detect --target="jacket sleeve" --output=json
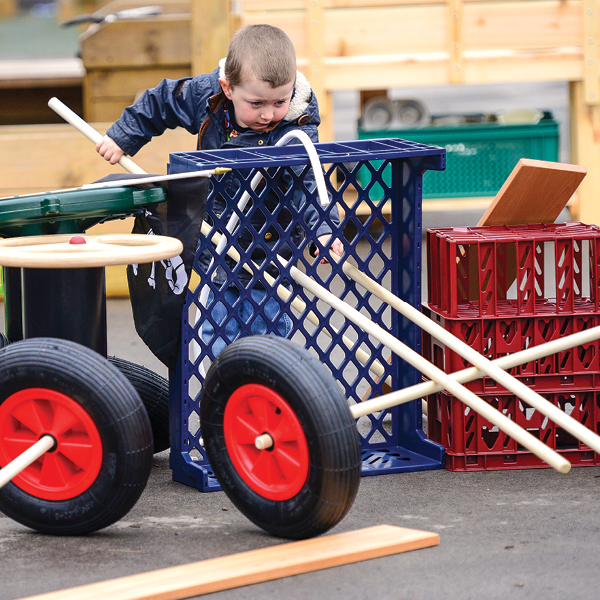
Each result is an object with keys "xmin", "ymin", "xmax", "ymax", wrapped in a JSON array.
[{"xmin": 106, "ymin": 76, "xmax": 207, "ymax": 156}]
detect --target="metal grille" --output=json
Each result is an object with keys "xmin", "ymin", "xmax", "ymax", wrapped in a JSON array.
[{"xmin": 168, "ymin": 139, "xmax": 447, "ymax": 491}]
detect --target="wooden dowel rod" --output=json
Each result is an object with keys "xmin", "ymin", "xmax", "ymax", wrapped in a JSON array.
[
  {"xmin": 0, "ymin": 435, "xmax": 55, "ymax": 490},
  {"xmin": 282, "ymin": 258, "xmax": 570, "ymax": 474},
  {"xmin": 48, "ymin": 97, "xmax": 147, "ymax": 175},
  {"xmin": 340, "ymin": 257, "xmax": 600, "ymax": 454},
  {"xmin": 353, "ymin": 324, "xmax": 600, "ymax": 417},
  {"xmin": 254, "ymin": 433, "xmax": 274, "ymax": 450}
]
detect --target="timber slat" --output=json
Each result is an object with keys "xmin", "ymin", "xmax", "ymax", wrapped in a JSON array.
[{"xmin": 19, "ymin": 525, "xmax": 439, "ymax": 600}]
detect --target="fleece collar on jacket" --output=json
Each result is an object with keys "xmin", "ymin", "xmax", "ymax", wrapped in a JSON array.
[{"xmin": 218, "ymin": 58, "xmax": 311, "ymax": 122}]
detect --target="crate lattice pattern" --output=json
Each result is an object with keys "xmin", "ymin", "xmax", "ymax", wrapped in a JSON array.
[
  {"xmin": 425, "ymin": 222, "xmax": 600, "ymax": 471},
  {"xmin": 167, "ymin": 139, "xmax": 447, "ymax": 491}
]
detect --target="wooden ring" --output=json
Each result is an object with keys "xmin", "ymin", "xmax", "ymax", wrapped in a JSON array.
[{"xmin": 0, "ymin": 233, "xmax": 183, "ymax": 268}]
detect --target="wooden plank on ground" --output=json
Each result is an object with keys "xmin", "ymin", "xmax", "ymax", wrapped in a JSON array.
[
  {"xmin": 477, "ymin": 158, "xmax": 587, "ymax": 226},
  {"xmin": 19, "ymin": 525, "xmax": 439, "ymax": 600}
]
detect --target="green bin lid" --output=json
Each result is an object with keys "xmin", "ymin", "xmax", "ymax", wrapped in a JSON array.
[{"xmin": 0, "ymin": 186, "xmax": 167, "ymax": 237}]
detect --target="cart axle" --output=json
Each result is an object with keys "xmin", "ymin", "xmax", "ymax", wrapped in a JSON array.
[{"xmin": 0, "ymin": 435, "xmax": 55, "ymax": 490}]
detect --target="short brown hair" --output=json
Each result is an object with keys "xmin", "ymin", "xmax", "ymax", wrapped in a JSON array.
[{"xmin": 224, "ymin": 24, "xmax": 296, "ymax": 89}]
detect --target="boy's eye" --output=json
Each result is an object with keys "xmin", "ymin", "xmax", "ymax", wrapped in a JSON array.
[{"xmin": 251, "ymin": 102, "xmax": 262, "ymax": 107}]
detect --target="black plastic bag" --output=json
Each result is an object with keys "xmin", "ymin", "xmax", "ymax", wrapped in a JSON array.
[{"xmin": 96, "ymin": 174, "xmax": 208, "ymax": 370}]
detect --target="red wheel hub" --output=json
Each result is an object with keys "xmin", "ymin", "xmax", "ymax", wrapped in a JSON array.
[
  {"xmin": 0, "ymin": 388, "xmax": 103, "ymax": 500},
  {"xmin": 224, "ymin": 384, "xmax": 309, "ymax": 501}
]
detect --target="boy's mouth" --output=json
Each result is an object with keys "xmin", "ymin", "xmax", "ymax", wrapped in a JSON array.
[{"xmin": 254, "ymin": 120, "xmax": 279, "ymax": 130}]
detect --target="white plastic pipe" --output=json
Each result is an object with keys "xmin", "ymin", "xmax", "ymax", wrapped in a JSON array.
[
  {"xmin": 48, "ymin": 97, "xmax": 147, "ymax": 175},
  {"xmin": 279, "ymin": 256, "xmax": 570, "ymax": 473},
  {"xmin": 0, "ymin": 170, "xmax": 227, "ymax": 202},
  {"xmin": 0, "ymin": 435, "xmax": 55, "ymax": 490},
  {"xmin": 202, "ymin": 129, "xmax": 329, "ymax": 272},
  {"xmin": 338, "ymin": 256, "xmax": 600, "ymax": 455},
  {"xmin": 195, "ymin": 129, "xmax": 331, "ymax": 359}
]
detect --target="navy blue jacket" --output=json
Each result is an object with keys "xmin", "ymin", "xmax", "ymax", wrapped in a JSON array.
[
  {"xmin": 107, "ymin": 65, "xmax": 337, "ymax": 234},
  {"xmin": 107, "ymin": 66, "xmax": 339, "ymax": 284}
]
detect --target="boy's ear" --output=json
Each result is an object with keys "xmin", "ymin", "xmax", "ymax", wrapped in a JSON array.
[{"xmin": 219, "ymin": 78, "xmax": 233, "ymax": 100}]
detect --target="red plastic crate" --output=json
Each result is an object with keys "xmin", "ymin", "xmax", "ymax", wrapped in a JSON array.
[
  {"xmin": 422, "ymin": 304, "xmax": 600, "ymax": 385},
  {"xmin": 426, "ymin": 388, "xmax": 600, "ymax": 471},
  {"xmin": 426, "ymin": 222, "xmax": 600, "ymax": 319}
]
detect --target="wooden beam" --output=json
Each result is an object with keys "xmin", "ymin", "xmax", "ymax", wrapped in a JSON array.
[
  {"xmin": 80, "ymin": 18, "xmax": 191, "ymax": 69},
  {"xmin": 190, "ymin": 0, "xmax": 231, "ymax": 76},
  {"xmin": 570, "ymin": 79, "xmax": 600, "ymax": 225},
  {"xmin": 19, "ymin": 525, "xmax": 439, "ymax": 600},
  {"xmin": 583, "ymin": 0, "xmax": 600, "ymax": 105},
  {"xmin": 0, "ymin": 0, "xmax": 17, "ymax": 17},
  {"xmin": 306, "ymin": 0, "xmax": 332, "ymax": 140},
  {"xmin": 448, "ymin": 0, "xmax": 464, "ymax": 83}
]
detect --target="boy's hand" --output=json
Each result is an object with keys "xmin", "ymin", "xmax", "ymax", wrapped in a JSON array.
[
  {"xmin": 96, "ymin": 135, "xmax": 125, "ymax": 165},
  {"xmin": 315, "ymin": 234, "xmax": 344, "ymax": 264}
]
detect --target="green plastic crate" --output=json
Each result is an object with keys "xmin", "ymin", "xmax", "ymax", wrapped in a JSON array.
[{"xmin": 357, "ymin": 117, "xmax": 559, "ymax": 199}]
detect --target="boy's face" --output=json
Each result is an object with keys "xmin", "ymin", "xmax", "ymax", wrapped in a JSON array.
[{"xmin": 220, "ymin": 77, "xmax": 295, "ymax": 131}]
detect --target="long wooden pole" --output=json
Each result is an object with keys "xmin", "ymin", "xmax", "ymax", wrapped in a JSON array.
[
  {"xmin": 200, "ymin": 222, "xmax": 600, "ymax": 440},
  {"xmin": 352, "ymin": 323, "xmax": 600, "ymax": 417},
  {"xmin": 338, "ymin": 255, "xmax": 600, "ymax": 455},
  {"xmin": 278, "ymin": 258, "xmax": 570, "ymax": 473},
  {"xmin": 48, "ymin": 97, "xmax": 146, "ymax": 175}
]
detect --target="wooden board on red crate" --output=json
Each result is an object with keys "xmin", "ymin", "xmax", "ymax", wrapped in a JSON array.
[
  {"xmin": 468, "ymin": 160, "xmax": 588, "ymax": 301},
  {"xmin": 477, "ymin": 159, "xmax": 587, "ymax": 227}
]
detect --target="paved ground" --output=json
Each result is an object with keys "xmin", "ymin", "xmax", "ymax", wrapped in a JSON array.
[{"xmin": 1, "ymin": 298, "xmax": 600, "ymax": 600}]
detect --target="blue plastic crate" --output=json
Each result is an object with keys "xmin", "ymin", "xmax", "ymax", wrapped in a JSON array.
[{"xmin": 168, "ymin": 138, "xmax": 447, "ymax": 491}]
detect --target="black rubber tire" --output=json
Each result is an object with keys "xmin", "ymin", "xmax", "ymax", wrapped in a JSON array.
[
  {"xmin": 0, "ymin": 338, "xmax": 153, "ymax": 535},
  {"xmin": 108, "ymin": 356, "xmax": 170, "ymax": 453},
  {"xmin": 0, "ymin": 340, "xmax": 170, "ymax": 453},
  {"xmin": 200, "ymin": 335, "xmax": 362, "ymax": 539}
]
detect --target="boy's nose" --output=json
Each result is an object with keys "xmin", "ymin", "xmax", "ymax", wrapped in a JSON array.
[{"xmin": 261, "ymin": 107, "xmax": 274, "ymax": 119}]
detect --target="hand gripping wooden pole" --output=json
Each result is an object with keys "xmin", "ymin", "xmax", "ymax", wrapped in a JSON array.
[
  {"xmin": 48, "ymin": 97, "xmax": 147, "ymax": 175},
  {"xmin": 334, "ymin": 254, "xmax": 600, "ymax": 455}
]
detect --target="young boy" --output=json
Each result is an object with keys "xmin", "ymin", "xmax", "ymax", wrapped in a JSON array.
[{"xmin": 97, "ymin": 24, "xmax": 342, "ymax": 358}]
